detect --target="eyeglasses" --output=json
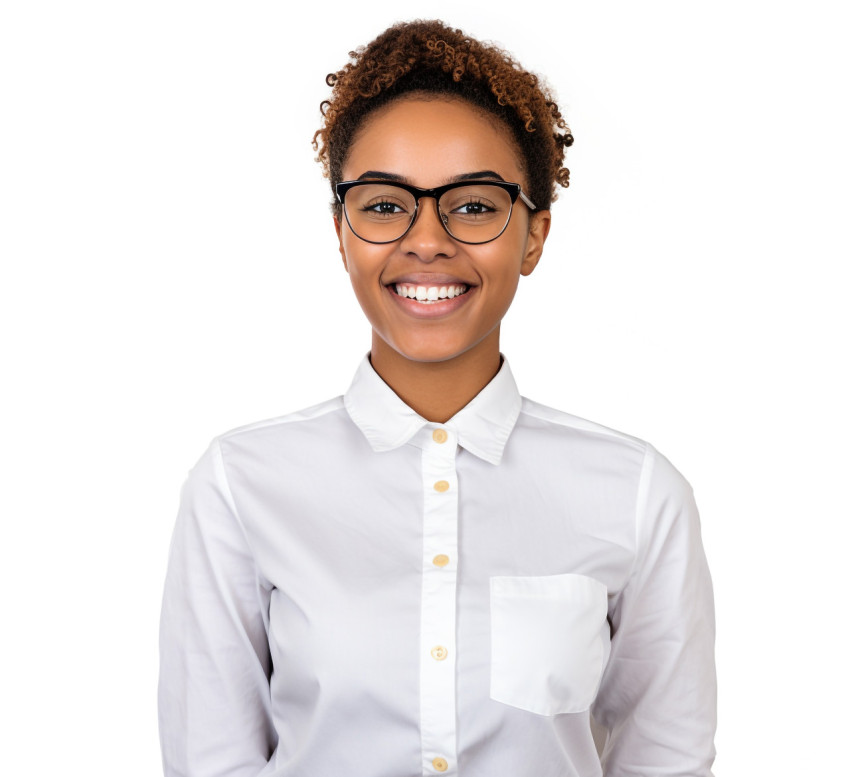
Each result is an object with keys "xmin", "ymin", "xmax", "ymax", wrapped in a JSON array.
[{"xmin": 335, "ymin": 179, "xmax": 537, "ymax": 245}]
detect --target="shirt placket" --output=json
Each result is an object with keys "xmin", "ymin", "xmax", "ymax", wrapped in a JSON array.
[{"xmin": 419, "ymin": 425, "xmax": 459, "ymax": 776}]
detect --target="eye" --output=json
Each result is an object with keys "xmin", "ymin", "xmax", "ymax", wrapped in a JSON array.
[
  {"xmin": 345, "ymin": 183, "xmax": 415, "ymax": 227},
  {"xmin": 358, "ymin": 193, "xmax": 413, "ymax": 222},
  {"xmin": 451, "ymin": 199, "xmax": 495, "ymax": 216},
  {"xmin": 443, "ymin": 193, "xmax": 502, "ymax": 224},
  {"xmin": 363, "ymin": 199, "xmax": 407, "ymax": 215}
]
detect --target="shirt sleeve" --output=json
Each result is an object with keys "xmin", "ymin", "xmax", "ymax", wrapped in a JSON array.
[
  {"xmin": 591, "ymin": 444, "xmax": 717, "ymax": 777},
  {"xmin": 158, "ymin": 439, "xmax": 276, "ymax": 777}
]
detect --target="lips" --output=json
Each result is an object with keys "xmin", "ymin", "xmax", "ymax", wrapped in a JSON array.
[
  {"xmin": 392, "ymin": 283, "xmax": 469, "ymax": 303},
  {"xmin": 384, "ymin": 275, "xmax": 476, "ymax": 318}
]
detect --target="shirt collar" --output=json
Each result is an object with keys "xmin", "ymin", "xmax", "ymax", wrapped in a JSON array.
[{"xmin": 343, "ymin": 354, "xmax": 522, "ymax": 466}]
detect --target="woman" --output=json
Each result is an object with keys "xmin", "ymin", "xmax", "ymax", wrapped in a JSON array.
[{"xmin": 159, "ymin": 19, "xmax": 716, "ymax": 777}]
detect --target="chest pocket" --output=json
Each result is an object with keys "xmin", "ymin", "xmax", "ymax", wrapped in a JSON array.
[{"xmin": 489, "ymin": 573, "xmax": 610, "ymax": 716}]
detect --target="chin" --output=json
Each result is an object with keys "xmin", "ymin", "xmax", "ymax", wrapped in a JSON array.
[{"xmin": 389, "ymin": 337, "xmax": 479, "ymax": 365}]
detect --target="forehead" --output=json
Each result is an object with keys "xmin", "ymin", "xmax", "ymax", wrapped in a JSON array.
[{"xmin": 343, "ymin": 96, "xmax": 526, "ymax": 187}]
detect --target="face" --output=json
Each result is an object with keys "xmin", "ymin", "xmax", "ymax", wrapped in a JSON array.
[{"xmin": 334, "ymin": 96, "xmax": 550, "ymax": 367}]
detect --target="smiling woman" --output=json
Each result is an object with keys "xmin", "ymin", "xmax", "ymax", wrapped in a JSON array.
[
  {"xmin": 333, "ymin": 97, "xmax": 550, "ymax": 417},
  {"xmin": 158, "ymin": 18, "xmax": 717, "ymax": 777}
]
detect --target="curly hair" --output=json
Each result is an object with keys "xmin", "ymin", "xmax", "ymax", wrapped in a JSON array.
[{"xmin": 313, "ymin": 19, "xmax": 573, "ymax": 214}]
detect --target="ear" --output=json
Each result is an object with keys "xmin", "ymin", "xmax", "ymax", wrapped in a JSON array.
[
  {"xmin": 520, "ymin": 210, "xmax": 551, "ymax": 277},
  {"xmin": 333, "ymin": 215, "xmax": 349, "ymax": 273}
]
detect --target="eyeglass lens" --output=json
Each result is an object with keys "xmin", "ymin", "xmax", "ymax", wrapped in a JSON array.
[{"xmin": 343, "ymin": 183, "xmax": 514, "ymax": 244}]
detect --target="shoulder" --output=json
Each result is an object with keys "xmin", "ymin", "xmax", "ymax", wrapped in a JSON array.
[
  {"xmin": 191, "ymin": 396, "xmax": 351, "ymax": 477},
  {"xmin": 206, "ymin": 395, "xmax": 348, "ymax": 457},
  {"xmin": 182, "ymin": 395, "xmax": 351, "ymax": 510},
  {"xmin": 516, "ymin": 396, "xmax": 692, "ymax": 494},
  {"xmin": 517, "ymin": 397, "xmax": 648, "ymax": 474},
  {"xmin": 217, "ymin": 395, "xmax": 347, "ymax": 444},
  {"xmin": 519, "ymin": 396, "xmax": 647, "ymax": 453}
]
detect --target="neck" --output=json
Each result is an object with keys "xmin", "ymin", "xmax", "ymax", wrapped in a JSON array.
[{"xmin": 369, "ymin": 331, "xmax": 502, "ymax": 423}]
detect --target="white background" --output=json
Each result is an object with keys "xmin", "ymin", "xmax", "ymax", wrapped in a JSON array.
[{"xmin": 2, "ymin": 1, "xmax": 848, "ymax": 774}]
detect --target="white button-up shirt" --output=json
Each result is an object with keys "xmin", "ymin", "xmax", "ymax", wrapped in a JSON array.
[{"xmin": 159, "ymin": 356, "xmax": 716, "ymax": 777}]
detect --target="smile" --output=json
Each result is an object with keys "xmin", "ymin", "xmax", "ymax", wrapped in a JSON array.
[{"xmin": 392, "ymin": 283, "xmax": 469, "ymax": 304}]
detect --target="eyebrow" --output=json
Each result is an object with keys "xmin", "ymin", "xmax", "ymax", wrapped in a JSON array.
[
  {"xmin": 355, "ymin": 170, "xmax": 507, "ymax": 184},
  {"xmin": 452, "ymin": 170, "xmax": 506, "ymax": 183},
  {"xmin": 356, "ymin": 171, "xmax": 407, "ymax": 182}
]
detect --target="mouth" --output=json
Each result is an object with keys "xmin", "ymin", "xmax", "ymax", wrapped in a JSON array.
[{"xmin": 390, "ymin": 282, "xmax": 471, "ymax": 304}]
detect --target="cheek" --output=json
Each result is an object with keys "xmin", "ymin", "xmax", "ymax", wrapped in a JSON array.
[
  {"xmin": 341, "ymin": 242, "xmax": 390, "ymax": 308},
  {"xmin": 477, "ymin": 240, "xmax": 527, "ymax": 286},
  {"xmin": 341, "ymin": 233, "xmax": 373, "ymax": 276}
]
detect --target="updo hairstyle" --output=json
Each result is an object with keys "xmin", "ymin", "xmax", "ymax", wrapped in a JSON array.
[{"xmin": 313, "ymin": 19, "xmax": 573, "ymax": 215}]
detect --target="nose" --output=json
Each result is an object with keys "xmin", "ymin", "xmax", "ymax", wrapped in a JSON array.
[{"xmin": 398, "ymin": 196, "xmax": 456, "ymax": 262}]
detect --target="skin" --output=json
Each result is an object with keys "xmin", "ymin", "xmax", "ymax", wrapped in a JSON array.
[{"xmin": 334, "ymin": 96, "xmax": 551, "ymax": 423}]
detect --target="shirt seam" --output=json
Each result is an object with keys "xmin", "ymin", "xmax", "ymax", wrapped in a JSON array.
[
  {"xmin": 627, "ymin": 442, "xmax": 656, "ymax": 590},
  {"xmin": 519, "ymin": 400, "xmax": 647, "ymax": 452},
  {"xmin": 211, "ymin": 438, "xmax": 273, "ymax": 612},
  {"xmin": 217, "ymin": 397, "xmax": 347, "ymax": 442}
]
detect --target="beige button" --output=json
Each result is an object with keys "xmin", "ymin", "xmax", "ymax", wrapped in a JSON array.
[
  {"xmin": 432, "ymin": 757, "xmax": 448, "ymax": 772},
  {"xmin": 433, "ymin": 554, "xmax": 450, "ymax": 568},
  {"xmin": 431, "ymin": 645, "xmax": 448, "ymax": 661},
  {"xmin": 433, "ymin": 480, "xmax": 450, "ymax": 493},
  {"xmin": 432, "ymin": 428, "xmax": 448, "ymax": 444}
]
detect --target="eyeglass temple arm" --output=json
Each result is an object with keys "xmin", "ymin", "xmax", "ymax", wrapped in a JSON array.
[{"xmin": 519, "ymin": 190, "xmax": 538, "ymax": 211}]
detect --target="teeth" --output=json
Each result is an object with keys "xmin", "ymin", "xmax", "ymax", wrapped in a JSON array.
[{"xmin": 393, "ymin": 283, "xmax": 468, "ymax": 303}]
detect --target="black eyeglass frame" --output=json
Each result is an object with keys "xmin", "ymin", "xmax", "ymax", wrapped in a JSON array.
[{"xmin": 334, "ymin": 179, "xmax": 538, "ymax": 245}]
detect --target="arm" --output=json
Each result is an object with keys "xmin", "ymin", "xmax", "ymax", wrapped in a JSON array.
[
  {"xmin": 592, "ymin": 445, "xmax": 716, "ymax": 776},
  {"xmin": 158, "ymin": 440, "xmax": 276, "ymax": 777}
]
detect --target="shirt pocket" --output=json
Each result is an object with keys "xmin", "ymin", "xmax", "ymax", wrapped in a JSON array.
[{"xmin": 489, "ymin": 573, "xmax": 610, "ymax": 716}]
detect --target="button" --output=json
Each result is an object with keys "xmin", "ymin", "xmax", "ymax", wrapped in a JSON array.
[
  {"xmin": 432, "ymin": 757, "xmax": 448, "ymax": 772},
  {"xmin": 433, "ymin": 554, "xmax": 450, "ymax": 568},
  {"xmin": 431, "ymin": 645, "xmax": 448, "ymax": 661},
  {"xmin": 432, "ymin": 428, "xmax": 448, "ymax": 444},
  {"xmin": 433, "ymin": 480, "xmax": 450, "ymax": 492}
]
